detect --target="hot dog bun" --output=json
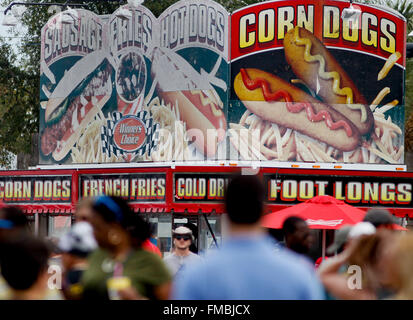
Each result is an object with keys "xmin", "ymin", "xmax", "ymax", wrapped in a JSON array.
[
  {"xmin": 284, "ymin": 26, "xmax": 373, "ymax": 135},
  {"xmin": 156, "ymin": 89, "xmax": 226, "ymax": 157},
  {"xmin": 234, "ymin": 68, "xmax": 360, "ymax": 152}
]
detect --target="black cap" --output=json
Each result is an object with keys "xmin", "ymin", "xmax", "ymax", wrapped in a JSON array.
[{"xmin": 363, "ymin": 208, "xmax": 395, "ymax": 228}]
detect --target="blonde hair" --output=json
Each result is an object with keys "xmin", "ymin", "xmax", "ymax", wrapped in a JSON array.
[
  {"xmin": 392, "ymin": 233, "xmax": 413, "ymax": 299},
  {"xmin": 347, "ymin": 230, "xmax": 395, "ymax": 292}
]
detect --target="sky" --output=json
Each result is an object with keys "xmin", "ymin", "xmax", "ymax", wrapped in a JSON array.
[{"xmin": 0, "ymin": 4, "xmax": 24, "ymax": 53}]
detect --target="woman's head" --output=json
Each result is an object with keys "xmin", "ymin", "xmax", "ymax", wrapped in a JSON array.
[
  {"xmin": 89, "ymin": 195, "xmax": 151, "ymax": 251},
  {"xmin": 347, "ymin": 229, "xmax": 396, "ymax": 290},
  {"xmin": 75, "ymin": 197, "xmax": 94, "ymax": 223},
  {"xmin": 387, "ymin": 233, "xmax": 413, "ymax": 298}
]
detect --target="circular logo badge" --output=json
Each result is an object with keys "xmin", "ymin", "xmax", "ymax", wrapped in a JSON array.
[{"xmin": 113, "ymin": 116, "xmax": 146, "ymax": 152}]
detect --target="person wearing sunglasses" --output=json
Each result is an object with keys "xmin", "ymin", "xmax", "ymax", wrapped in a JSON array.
[{"xmin": 163, "ymin": 226, "xmax": 201, "ymax": 277}]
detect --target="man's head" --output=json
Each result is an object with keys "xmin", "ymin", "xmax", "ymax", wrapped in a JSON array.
[
  {"xmin": 0, "ymin": 235, "xmax": 50, "ymax": 294},
  {"xmin": 173, "ymin": 226, "xmax": 193, "ymax": 251},
  {"xmin": 363, "ymin": 208, "xmax": 395, "ymax": 229},
  {"xmin": 282, "ymin": 216, "xmax": 313, "ymax": 254},
  {"xmin": 225, "ymin": 174, "xmax": 265, "ymax": 226}
]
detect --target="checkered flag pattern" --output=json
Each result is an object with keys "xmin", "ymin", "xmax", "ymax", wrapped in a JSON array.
[{"xmin": 100, "ymin": 111, "xmax": 160, "ymax": 159}]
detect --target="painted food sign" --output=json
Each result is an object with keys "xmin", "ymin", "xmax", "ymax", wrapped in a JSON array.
[
  {"xmin": 229, "ymin": 0, "xmax": 406, "ymax": 164},
  {"xmin": 39, "ymin": 0, "xmax": 406, "ymax": 166},
  {"xmin": 39, "ymin": 0, "xmax": 230, "ymax": 164}
]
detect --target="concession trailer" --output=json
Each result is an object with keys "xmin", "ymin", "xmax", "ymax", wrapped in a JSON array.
[
  {"xmin": 1, "ymin": 165, "xmax": 413, "ymax": 258},
  {"xmin": 6, "ymin": 0, "xmax": 411, "ymax": 258}
]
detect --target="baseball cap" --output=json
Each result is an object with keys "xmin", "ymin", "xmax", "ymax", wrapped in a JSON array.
[
  {"xmin": 348, "ymin": 222, "xmax": 376, "ymax": 239},
  {"xmin": 58, "ymin": 222, "xmax": 97, "ymax": 257},
  {"xmin": 326, "ymin": 225, "xmax": 352, "ymax": 255},
  {"xmin": 363, "ymin": 209, "xmax": 395, "ymax": 228},
  {"xmin": 173, "ymin": 226, "xmax": 192, "ymax": 235}
]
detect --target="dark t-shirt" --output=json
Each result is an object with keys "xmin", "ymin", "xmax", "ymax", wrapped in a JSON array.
[{"xmin": 81, "ymin": 248, "xmax": 171, "ymax": 300}]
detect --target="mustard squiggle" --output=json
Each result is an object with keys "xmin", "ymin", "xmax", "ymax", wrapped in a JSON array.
[{"xmin": 293, "ymin": 27, "xmax": 367, "ymax": 123}]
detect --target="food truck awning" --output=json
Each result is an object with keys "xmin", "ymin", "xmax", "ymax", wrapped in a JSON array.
[
  {"xmin": 0, "ymin": 166, "xmax": 413, "ymax": 218},
  {"xmin": 15, "ymin": 204, "xmax": 75, "ymax": 215}
]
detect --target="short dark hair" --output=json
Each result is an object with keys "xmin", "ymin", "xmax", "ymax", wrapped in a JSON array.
[
  {"xmin": 0, "ymin": 235, "xmax": 49, "ymax": 290},
  {"xmin": 282, "ymin": 216, "xmax": 307, "ymax": 235},
  {"xmin": 225, "ymin": 174, "xmax": 265, "ymax": 224},
  {"xmin": 363, "ymin": 208, "xmax": 395, "ymax": 228},
  {"xmin": 0, "ymin": 206, "xmax": 28, "ymax": 228},
  {"xmin": 92, "ymin": 195, "xmax": 151, "ymax": 248}
]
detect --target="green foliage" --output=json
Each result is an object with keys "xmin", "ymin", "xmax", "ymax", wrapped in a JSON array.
[
  {"xmin": 404, "ymin": 60, "xmax": 412, "ymax": 123},
  {"xmin": 0, "ymin": 40, "xmax": 38, "ymax": 168}
]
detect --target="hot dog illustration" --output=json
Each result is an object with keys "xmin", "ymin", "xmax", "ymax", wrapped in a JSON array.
[
  {"xmin": 234, "ymin": 68, "xmax": 361, "ymax": 152},
  {"xmin": 41, "ymin": 50, "xmax": 113, "ymax": 161},
  {"xmin": 284, "ymin": 26, "xmax": 374, "ymax": 135},
  {"xmin": 151, "ymin": 47, "xmax": 227, "ymax": 157}
]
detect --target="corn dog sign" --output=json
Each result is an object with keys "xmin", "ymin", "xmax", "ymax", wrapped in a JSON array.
[
  {"xmin": 39, "ymin": 0, "xmax": 230, "ymax": 165},
  {"xmin": 0, "ymin": 176, "xmax": 71, "ymax": 204},
  {"xmin": 229, "ymin": 0, "xmax": 406, "ymax": 165}
]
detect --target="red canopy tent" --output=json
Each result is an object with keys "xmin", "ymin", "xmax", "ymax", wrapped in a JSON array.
[{"xmin": 261, "ymin": 195, "xmax": 368, "ymax": 259}]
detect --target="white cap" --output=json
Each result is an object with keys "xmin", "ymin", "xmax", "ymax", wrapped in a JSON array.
[
  {"xmin": 58, "ymin": 222, "xmax": 97, "ymax": 256},
  {"xmin": 173, "ymin": 226, "xmax": 192, "ymax": 235},
  {"xmin": 348, "ymin": 222, "xmax": 376, "ymax": 239}
]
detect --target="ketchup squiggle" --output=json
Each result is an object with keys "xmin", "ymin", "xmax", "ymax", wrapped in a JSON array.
[{"xmin": 240, "ymin": 69, "xmax": 353, "ymax": 137}]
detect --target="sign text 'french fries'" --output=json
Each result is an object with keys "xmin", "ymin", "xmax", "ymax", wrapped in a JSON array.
[{"xmin": 81, "ymin": 174, "xmax": 166, "ymax": 201}]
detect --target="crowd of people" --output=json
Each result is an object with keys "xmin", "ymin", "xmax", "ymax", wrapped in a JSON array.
[{"xmin": 0, "ymin": 174, "xmax": 412, "ymax": 300}]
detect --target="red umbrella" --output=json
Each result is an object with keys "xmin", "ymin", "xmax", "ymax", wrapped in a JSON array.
[
  {"xmin": 262, "ymin": 195, "xmax": 367, "ymax": 259},
  {"xmin": 262, "ymin": 195, "xmax": 366, "ymax": 229}
]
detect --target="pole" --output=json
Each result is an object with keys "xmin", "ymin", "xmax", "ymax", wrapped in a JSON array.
[
  {"xmin": 322, "ymin": 229, "xmax": 326, "ymax": 260},
  {"xmin": 202, "ymin": 213, "xmax": 219, "ymax": 249},
  {"xmin": 34, "ymin": 212, "xmax": 39, "ymax": 236}
]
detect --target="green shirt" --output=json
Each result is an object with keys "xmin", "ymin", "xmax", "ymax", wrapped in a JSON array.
[{"xmin": 81, "ymin": 248, "xmax": 171, "ymax": 300}]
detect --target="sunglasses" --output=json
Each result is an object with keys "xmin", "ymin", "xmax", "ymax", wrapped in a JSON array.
[{"xmin": 174, "ymin": 235, "xmax": 191, "ymax": 241}]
